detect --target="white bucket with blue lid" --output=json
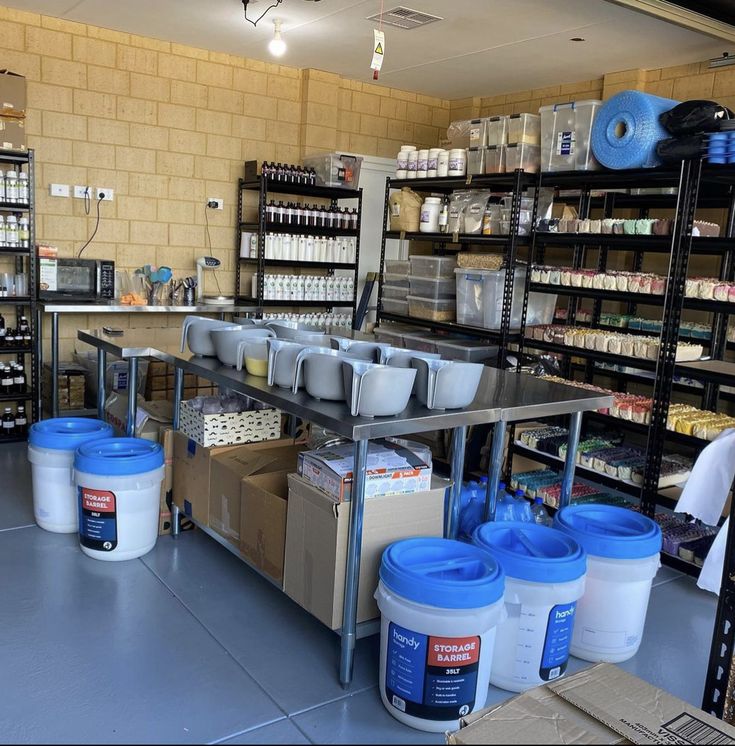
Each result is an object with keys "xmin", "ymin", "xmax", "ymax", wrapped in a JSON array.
[
  {"xmin": 74, "ymin": 437, "xmax": 165, "ymax": 561},
  {"xmin": 472, "ymin": 521, "xmax": 586, "ymax": 692},
  {"xmin": 374, "ymin": 537, "xmax": 505, "ymax": 732},
  {"xmin": 554, "ymin": 505, "xmax": 661, "ymax": 663},
  {"xmin": 28, "ymin": 417, "xmax": 114, "ymax": 533}
]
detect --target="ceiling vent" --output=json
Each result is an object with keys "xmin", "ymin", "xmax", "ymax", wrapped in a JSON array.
[{"xmin": 365, "ymin": 6, "xmax": 443, "ymax": 29}]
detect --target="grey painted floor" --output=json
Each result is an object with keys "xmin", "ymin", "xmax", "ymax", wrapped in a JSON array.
[{"xmin": 0, "ymin": 443, "xmax": 719, "ymax": 744}]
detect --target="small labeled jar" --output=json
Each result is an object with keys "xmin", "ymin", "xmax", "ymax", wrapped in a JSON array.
[{"xmin": 448, "ymin": 148, "xmax": 467, "ymax": 176}]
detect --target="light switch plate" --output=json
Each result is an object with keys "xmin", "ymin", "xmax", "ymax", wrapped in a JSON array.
[{"xmin": 49, "ymin": 183, "xmax": 69, "ymax": 197}]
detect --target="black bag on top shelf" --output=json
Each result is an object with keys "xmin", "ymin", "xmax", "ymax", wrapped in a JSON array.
[
  {"xmin": 655, "ymin": 134, "xmax": 709, "ymax": 163},
  {"xmin": 659, "ymin": 100, "xmax": 733, "ymax": 136}
]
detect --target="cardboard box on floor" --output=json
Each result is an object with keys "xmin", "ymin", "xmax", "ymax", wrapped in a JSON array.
[
  {"xmin": 447, "ymin": 663, "xmax": 735, "ymax": 745},
  {"xmin": 284, "ymin": 473, "xmax": 448, "ymax": 630},
  {"xmin": 158, "ymin": 426, "xmax": 174, "ymax": 536},
  {"xmin": 172, "ymin": 432, "xmax": 243, "ymax": 525},
  {"xmin": 105, "ymin": 392, "xmax": 172, "ymax": 441},
  {"xmin": 208, "ymin": 440, "xmax": 302, "ymax": 545}
]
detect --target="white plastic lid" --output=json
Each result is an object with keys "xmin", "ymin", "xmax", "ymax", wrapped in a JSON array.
[
  {"xmin": 423, "ymin": 197, "xmax": 442, "ymax": 204},
  {"xmin": 449, "ymin": 148, "xmax": 467, "ymax": 156},
  {"xmin": 400, "ymin": 145, "xmax": 417, "ymax": 151}
]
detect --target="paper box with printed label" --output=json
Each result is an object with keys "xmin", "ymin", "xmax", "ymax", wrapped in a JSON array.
[
  {"xmin": 284, "ymin": 473, "xmax": 447, "ymax": 630},
  {"xmin": 297, "ymin": 439, "xmax": 432, "ymax": 502},
  {"xmin": 0, "ymin": 70, "xmax": 26, "ymax": 118},
  {"xmin": 208, "ymin": 439, "xmax": 301, "ymax": 545},
  {"xmin": 239, "ymin": 470, "xmax": 290, "ymax": 586},
  {"xmin": 0, "ymin": 115, "xmax": 26, "ymax": 152},
  {"xmin": 172, "ymin": 432, "xmax": 242, "ymax": 525},
  {"xmin": 447, "ymin": 663, "xmax": 735, "ymax": 744}
]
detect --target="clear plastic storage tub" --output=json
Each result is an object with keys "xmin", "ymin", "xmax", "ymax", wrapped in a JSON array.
[
  {"xmin": 486, "ymin": 116, "xmax": 509, "ymax": 146},
  {"xmin": 435, "ymin": 339, "xmax": 499, "ymax": 362},
  {"xmin": 407, "ymin": 295, "xmax": 455, "ymax": 322},
  {"xmin": 526, "ymin": 291, "xmax": 558, "ymax": 326},
  {"xmin": 408, "ymin": 276, "xmax": 456, "ymax": 299},
  {"xmin": 302, "ymin": 153, "xmax": 363, "ymax": 188},
  {"xmin": 409, "ymin": 255, "xmax": 457, "ymax": 279},
  {"xmin": 484, "ymin": 145, "xmax": 506, "ymax": 174},
  {"xmin": 469, "ymin": 118, "xmax": 488, "ymax": 147},
  {"xmin": 455, "ymin": 266, "xmax": 527, "ymax": 330},
  {"xmin": 402, "ymin": 333, "xmax": 445, "ymax": 353},
  {"xmin": 381, "ymin": 298, "xmax": 408, "ymax": 315},
  {"xmin": 382, "ymin": 284, "xmax": 407, "ymax": 300},
  {"xmin": 505, "ymin": 142, "xmax": 541, "ymax": 173},
  {"xmin": 507, "ymin": 113, "xmax": 540, "ymax": 145},
  {"xmin": 539, "ymin": 100, "xmax": 602, "ymax": 172},
  {"xmin": 384, "ymin": 272, "xmax": 409, "ymax": 287},
  {"xmin": 385, "ymin": 259, "xmax": 410, "ymax": 274},
  {"xmin": 467, "ymin": 146, "xmax": 486, "ymax": 175},
  {"xmin": 374, "ymin": 326, "xmax": 407, "ymax": 347}
]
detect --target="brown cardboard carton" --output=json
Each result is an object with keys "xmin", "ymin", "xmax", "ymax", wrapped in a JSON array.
[
  {"xmin": 239, "ymin": 470, "xmax": 290, "ymax": 585},
  {"xmin": 0, "ymin": 70, "xmax": 26, "ymax": 117},
  {"xmin": 158, "ymin": 426, "xmax": 174, "ymax": 535},
  {"xmin": 209, "ymin": 440, "xmax": 301, "ymax": 544},
  {"xmin": 0, "ymin": 115, "xmax": 26, "ymax": 151},
  {"xmin": 447, "ymin": 663, "xmax": 735, "ymax": 745},
  {"xmin": 172, "ymin": 432, "xmax": 242, "ymax": 525},
  {"xmin": 284, "ymin": 473, "xmax": 447, "ymax": 630}
]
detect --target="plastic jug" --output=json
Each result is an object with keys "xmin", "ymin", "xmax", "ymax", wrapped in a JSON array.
[
  {"xmin": 458, "ymin": 480, "xmax": 483, "ymax": 538},
  {"xmin": 495, "ymin": 482, "xmax": 519, "ymax": 522},
  {"xmin": 531, "ymin": 497, "xmax": 553, "ymax": 526},
  {"xmin": 513, "ymin": 489, "xmax": 533, "ymax": 522}
]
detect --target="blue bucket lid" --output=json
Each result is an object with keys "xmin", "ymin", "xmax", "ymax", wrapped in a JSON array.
[
  {"xmin": 29, "ymin": 417, "xmax": 114, "ymax": 451},
  {"xmin": 472, "ymin": 522, "xmax": 586, "ymax": 583},
  {"xmin": 554, "ymin": 505, "xmax": 661, "ymax": 560},
  {"xmin": 380, "ymin": 537, "xmax": 504, "ymax": 609},
  {"xmin": 75, "ymin": 437, "xmax": 164, "ymax": 476}
]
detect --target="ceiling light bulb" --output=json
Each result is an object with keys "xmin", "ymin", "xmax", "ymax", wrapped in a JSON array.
[{"xmin": 269, "ymin": 19, "xmax": 286, "ymax": 57}]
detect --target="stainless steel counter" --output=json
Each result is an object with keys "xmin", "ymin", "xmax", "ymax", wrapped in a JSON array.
[{"xmin": 76, "ymin": 326, "xmax": 612, "ymax": 688}]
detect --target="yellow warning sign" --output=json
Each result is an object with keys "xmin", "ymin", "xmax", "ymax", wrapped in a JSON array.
[
  {"xmin": 371, "ymin": 29, "xmax": 385, "ymax": 72},
  {"xmin": 375, "ymin": 42, "xmax": 383, "ymax": 55}
]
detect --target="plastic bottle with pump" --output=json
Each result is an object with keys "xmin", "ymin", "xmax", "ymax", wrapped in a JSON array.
[{"xmin": 531, "ymin": 497, "xmax": 553, "ymax": 526}]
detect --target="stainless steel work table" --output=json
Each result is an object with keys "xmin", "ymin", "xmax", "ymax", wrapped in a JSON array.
[
  {"xmin": 77, "ymin": 327, "xmax": 612, "ymax": 687},
  {"xmin": 38, "ymin": 303, "xmax": 257, "ymax": 418}
]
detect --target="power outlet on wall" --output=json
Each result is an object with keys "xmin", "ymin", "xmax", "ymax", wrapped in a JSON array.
[
  {"xmin": 73, "ymin": 185, "xmax": 92, "ymax": 199},
  {"xmin": 207, "ymin": 198, "xmax": 224, "ymax": 210},
  {"xmin": 96, "ymin": 188, "xmax": 113, "ymax": 201}
]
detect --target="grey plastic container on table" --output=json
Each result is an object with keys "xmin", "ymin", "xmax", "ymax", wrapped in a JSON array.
[{"xmin": 434, "ymin": 339, "xmax": 500, "ymax": 362}]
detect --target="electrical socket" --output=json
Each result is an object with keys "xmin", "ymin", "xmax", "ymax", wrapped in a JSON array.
[
  {"xmin": 207, "ymin": 198, "xmax": 224, "ymax": 210},
  {"xmin": 73, "ymin": 185, "xmax": 91, "ymax": 199},
  {"xmin": 49, "ymin": 184, "xmax": 69, "ymax": 198},
  {"xmin": 96, "ymin": 187, "xmax": 113, "ymax": 201}
]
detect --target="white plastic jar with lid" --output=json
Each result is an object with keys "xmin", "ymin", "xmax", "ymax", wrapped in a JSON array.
[
  {"xmin": 419, "ymin": 196, "xmax": 442, "ymax": 233},
  {"xmin": 5, "ymin": 215, "xmax": 18, "ymax": 245},
  {"xmin": 437, "ymin": 150, "xmax": 450, "ymax": 177},
  {"xmin": 448, "ymin": 149, "xmax": 467, "ymax": 176},
  {"xmin": 417, "ymin": 149, "xmax": 429, "ymax": 178},
  {"xmin": 5, "ymin": 170, "xmax": 18, "ymax": 202},
  {"xmin": 396, "ymin": 145, "xmax": 416, "ymax": 179},
  {"xmin": 18, "ymin": 172, "xmax": 29, "ymax": 203},
  {"xmin": 406, "ymin": 149, "xmax": 418, "ymax": 178},
  {"xmin": 428, "ymin": 148, "xmax": 442, "ymax": 178}
]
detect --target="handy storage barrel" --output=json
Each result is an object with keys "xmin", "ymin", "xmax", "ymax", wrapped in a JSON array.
[
  {"xmin": 375, "ymin": 538, "xmax": 505, "ymax": 733},
  {"xmin": 28, "ymin": 418, "xmax": 114, "ymax": 533},
  {"xmin": 554, "ymin": 505, "xmax": 661, "ymax": 662},
  {"xmin": 473, "ymin": 522, "xmax": 586, "ymax": 692},
  {"xmin": 74, "ymin": 437, "xmax": 165, "ymax": 562}
]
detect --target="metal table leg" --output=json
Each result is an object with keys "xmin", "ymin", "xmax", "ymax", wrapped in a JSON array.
[
  {"xmin": 171, "ymin": 366, "xmax": 184, "ymax": 538},
  {"xmin": 560, "ymin": 411, "xmax": 582, "ymax": 509},
  {"xmin": 51, "ymin": 312, "xmax": 59, "ymax": 418},
  {"xmin": 339, "ymin": 437, "xmax": 369, "ymax": 688},
  {"xmin": 446, "ymin": 425, "xmax": 468, "ymax": 539},
  {"xmin": 96, "ymin": 348, "xmax": 106, "ymax": 419},
  {"xmin": 125, "ymin": 356, "xmax": 139, "ymax": 437},
  {"xmin": 484, "ymin": 420, "xmax": 506, "ymax": 522}
]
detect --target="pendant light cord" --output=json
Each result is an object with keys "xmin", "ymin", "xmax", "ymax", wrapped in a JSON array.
[{"xmin": 242, "ymin": 0, "xmax": 282, "ymax": 27}]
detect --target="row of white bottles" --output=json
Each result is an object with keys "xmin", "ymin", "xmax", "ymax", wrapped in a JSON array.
[
  {"xmin": 254, "ymin": 273, "xmax": 355, "ymax": 302},
  {"xmin": 259, "ymin": 234, "xmax": 357, "ymax": 264},
  {"xmin": 261, "ymin": 312, "xmax": 353, "ymax": 330}
]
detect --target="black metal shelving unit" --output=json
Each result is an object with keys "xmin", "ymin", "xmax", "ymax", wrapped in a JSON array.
[
  {"xmin": 376, "ymin": 170, "xmax": 537, "ymax": 367},
  {"xmin": 0, "ymin": 149, "xmax": 37, "ymax": 442},
  {"xmin": 236, "ymin": 177, "xmax": 362, "ymax": 328}
]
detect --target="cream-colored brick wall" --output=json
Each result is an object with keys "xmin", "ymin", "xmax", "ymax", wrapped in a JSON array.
[{"xmin": 0, "ymin": 5, "xmax": 451, "ymax": 359}]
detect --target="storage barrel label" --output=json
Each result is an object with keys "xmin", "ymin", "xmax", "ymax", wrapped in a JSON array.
[
  {"xmin": 539, "ymin": 602, "xmax": 576, "ymax": 681},
  {"xmin": 385, "ymin": 622, "xmax": 480, "ymax": 721},
  {"xmin": 78, "ymin": 487, "xmax": 118, "ymax": 552},
  {"xmin": 556, "ymin": 131, "xmax": 575, "ymax": 156}
]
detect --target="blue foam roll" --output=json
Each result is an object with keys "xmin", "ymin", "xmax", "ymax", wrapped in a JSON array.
[{"xmin": 591, "ymin": 90, "xmax": 679, "ymax": 169}]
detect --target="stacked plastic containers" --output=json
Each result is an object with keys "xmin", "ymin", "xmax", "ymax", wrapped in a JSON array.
[
  {"xmin": 381, "ymin": 258, "xmax": 411, "ymax": 317},
  {"xmin": 473, "ymin": 522, "xmax": 586, "ymax": 692},
  {"xmin": 407, "ymin": 255, "xmax": 457, "ymax": 323},
  {"xmin": 455, "ymin": 264, "xmax": 527, "ymax": 330},
  {"xmin": 539, "ymin": 100, "xmax": 602, "ymax": 172},
  {"xmin": 465, "ymin": 114, "xmax": 541, "ymax": 175},
  {"xmin": 375, "ymin": 538, "xmax": 506, "ymax": 732},
  {"xmin": 554, "ymin": 504, "xmax": 661, "ymax": 662}
]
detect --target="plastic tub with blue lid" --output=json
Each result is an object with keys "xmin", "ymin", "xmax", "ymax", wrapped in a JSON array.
[
  {"xmin": 472, "ymin": 521, "xmax": 586, "ymax": 692},
  {"xmin": 554, "ymin": 504, "xmax": 661, "ymax": 663},
  {"xmin": 28, "ymin": 417, "xmax": 114, "ymax": 533},
  {"xmin": 74, "ymin": 437, "xmax": 165, "ymax": 562},
  {"xmin": 375, "ymin": 537, "xmax": 505, "ymax": 732}
]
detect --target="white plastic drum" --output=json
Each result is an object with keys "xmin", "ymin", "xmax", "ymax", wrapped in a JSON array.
[
  {"xmin": 27, "ymin": 417, "xmax": 114, "ymax": 533},
  {"xmin": 473, "ymin": 522, "xmax": 586, "ymax": 692},
  {"xmin": 554, "ymin": 504, "xmax": 662, "ymax": 663},
  {"xmin": 375, "ymin": 538, "xmax": 505, "ymax": 733},
  {"xmin": 74, "ymin": 437, "xmax": 165, "ymax": 562}
]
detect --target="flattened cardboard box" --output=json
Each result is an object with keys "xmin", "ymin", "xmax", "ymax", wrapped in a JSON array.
[
  {"xmin": 447, "ymin": 663, "xmax": 735, "ymax": 745},
  {"xmin": 208, "ymin": 439, "xmax": 301, "ymax": 544},
  {"xmin": 284, "ymin": 473, "xmax": 447, "ymax": 630}
]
